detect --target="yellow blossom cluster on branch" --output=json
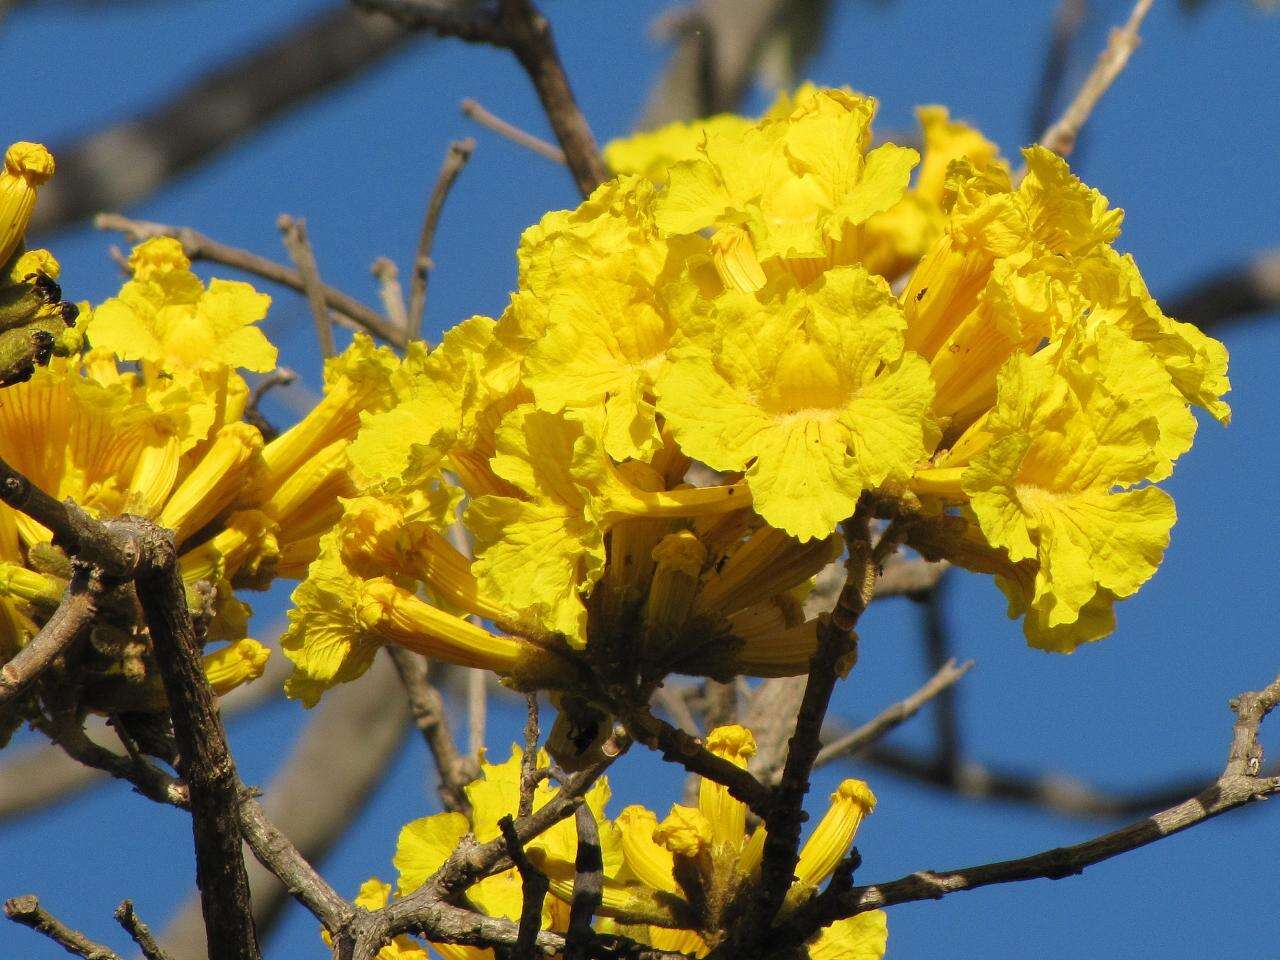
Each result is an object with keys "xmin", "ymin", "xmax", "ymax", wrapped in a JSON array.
[
  {"xmin": 350, "ymin": 727, "xmax": 887, "ymax": 959},
  {"xmin": 281, "ymin": 84, "xmax": 1229, "ymax": 714},
  {"xmin": 0, "ymin": 180, "xmax": 395, "ymax": 735}
]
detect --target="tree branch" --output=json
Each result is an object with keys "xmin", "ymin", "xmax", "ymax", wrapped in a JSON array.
[
  {"xmin": 128, "ymin": 519, "xmax": 260, "ymax": 960},
  {"xmin": 385, "ymin": 647, "xmax": 475, "ymax": 814},
  {"xmin": 405, "ymin": 138, "xmax": 475, "ymax": 342},
  {"xmin": 498, "ymin": 814, "xmax": 549, "ymax": 960},
  {"xmin": 565, "ymin": 804, "xmax": 603, "ymax": 960},
  {"xmin": 461, "ymin": 97, "xmax": 566, "ymax": 165},
  {"xmin": 4, "ymin": 895, "xmax": 122, "ymax": 960},
  {"xmin": 31, "ymin": 6, "xmax": 411, "ymax": 232},
  {"xmin": 277, "ymin": 215, "xmax": 337, "ymax": 358},
  {"xmin": 114, "ymin": 901, "xmax": 173, "ymax": 960},
  {"xmin": 0, "ymin": 563, "xmax": 102, "ymax": 708},
  {"xmin": 623, "ymin": 706, "xmax": 773, "ymax": 819},
  {"xmin": 94, "ymin": 213, "xmax": 402, "ymax": 345},
  {"xmin": 777, "ymin": 671, "xmax": 1280, "ymax": 947},
  {"xmin": 1164, "ymin": 248, "xmax": 1280, "ymax": 329},
  {"xmin": 814, "ymin": 659, "xmax": 975, "ymax": 769},
  {"xmin": 1028, "ymin": 0, "xmax": 1090, "ymax": 143},
  {"xmin": 1039, "ymin": 0, "xmax": 1155, "ymax": 156},
  {"xmin": 351, "ymin": 0, "xmax": 607, "ymax": 197}
]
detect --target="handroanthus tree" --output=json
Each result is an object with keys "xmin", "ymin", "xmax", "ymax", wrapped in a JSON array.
[{"xmin": 0, "ymin": 2, "xmax": 1276, "ymax": 960}]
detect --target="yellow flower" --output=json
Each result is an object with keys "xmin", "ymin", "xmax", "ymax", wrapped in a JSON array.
[
  {"xmin": 605, "ymin": 114, "xmax": 756, "ymax": 183},
  {"xmin": 468, "ymin": 406, "xmax": 746, "ymax": 645},
  {"xmin": 393, "ymin": 745, "xmax": 618, "ymax": 958},
  {"xmin": 279, "ymin": 533, "xmax": 555, "ymax": 706},
  {"xmin": 321, "ymin": 879, "xmax": 429, "ymax": 960},
  {"xmin": 656, "ymin": 266, "xmax": 933, "ymax": 541},
  {"xmin": 654, "ymin": 88, "xmax": 918, "ymax": 292},
  {"xmin": 611, "ymin": 725, "xmax": 886, "ymax": 957},
  {"xmin": 89, "ymin": 238, "xmax": 277, "ymax": 377},
  {"xmin": 202, "ymin": 638, "xmax": 271, "ymax": 697},
  {"xmin": 0, "ymin": 142, "xmax": 55, "ymax": 265}
]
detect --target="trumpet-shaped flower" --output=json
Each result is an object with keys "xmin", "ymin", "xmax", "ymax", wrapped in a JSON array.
[
  {"xmin": 656, "ymin": 266, "xmax": 933, "ymax": 541},
  {"xmin": 0, "ymin": 142, "xmax": 55, "ymax": 265},
  {"xmin": 89, "ymin": 238, "xmax": 276, "ymax": 377}
]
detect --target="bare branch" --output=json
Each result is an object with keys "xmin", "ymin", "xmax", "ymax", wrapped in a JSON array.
[
  {"xmin": 920, "ymin": 586, "xmax": 961, "ymax": 778},
  {"xmin": 406, "ymin": 138, "xmax": 475, "ymax": 342},
  {"xmin": 518, "ymin": 693, "xmax": 541, "ymax": 819},
  {"xmin": 565, "ymin": 804, "xmax": 603, "ymax": 960},
  {"xmin": 1029, "ymin": 0, "xmax": 1090, "ymax": 142},
  {"xmin": 352, "ymin": 0, "xmax": 607, "ymax": 197},
  {"xmin": 1039, "ymin": 0, "xmax": 1156, "ymax": 156},
  {"xmin": 750, "ymin": 509, "xmax": 876, "ymax": 936},
  {"xmin": 814, "ymin": 660, "xmax": 975, "ymax": 769},
  {"xmin": 1164, "ymin": 248, "xmax": 1280, "ymax": 329},
  {"xmin": 114, "ymin": 901, "xmax": 173, "ymax": 960},
  {"xmin": 468, "ymin": 667, "xmax": 487, "ymax": 759},
  {"xmin": 498, "ymin": 814, "xmax": 550, "ymax": 960},
  {"xmin": 0, "ymin": 564, "xmax": 102, "ymax": 708},
  {"xmin": 95, "ymin": 213, "xmax": 401, "ymax": 345},
  {"xmin": 385, "ymin": 647, "xmax": 475, "ymax": 814},
  {"xmin": 128, "ymin": 519, "xmax": 260, "ymax": 960},
  {"xmin": 370, "ymin": 257, "xmax": 408, "ymax": 333},
  {"xmin": 32, "ymin": 6, "xmax": 409, "ymax": 232},
  {"xmin": 162, "ymin": 655, "xmax": 406, "ymax": 955},
  {"xmin": 4, "ymin": 895, "xmax": 122, "ymax": 960},
  {"xmin": 774, "ymin": 672, "xmax": 1280, "ymax": 948},
  {"xmin": 461, "ymin": 98, "xmax": 567, "ymax": 165},
  {"xmin": 624, "ymin": 706, "xmax": 773, "ymax": 819},
  {"xmin": 277, "ymin": 215, "xmax": 337, "ymax": 358}
]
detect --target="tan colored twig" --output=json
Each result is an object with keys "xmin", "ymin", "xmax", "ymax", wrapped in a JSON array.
[
  {"xmin": 352, "ymin": 0, "xmax": 607, "ymax": 197},
  {"xmin": 815, "ymin": 659, "xmax": 975, "ymax": 769},
  {"xmin": 114, "ymin": 901, "xmax": 172, "ymax": 960},
  {"xmin": 1039, "ymin": 0, "xmax": 1156, "ymax": 156},
  {"xmin": 385, "ymin": 647, "xmax": 476, "ymax": 814},
  {"xmin": 95, "ymin": 213, "xmax": 400, "ymax": 345},
  {"xmin": 0, "ymin": 564, "xmax": 102, "ymax": 708},
  {"xmin": 407, "ymin": 139, "xmax": 475, "ymax": 342},
  {"xmin": 277, "ymin": 214, "xmax": 336, "ymax": 358},
  {"xmin": 1029, "ymin": 0, "xmax": 1090, "ymax": 141},
  {"xmin": 4, "ymin": 895, "xmax": 122, "ymax": 960},
  {"xmin": 461, "ymin": 98, "xmax": 566, "ymax": 165},
  {"xmin": 371, "ymin": 257, "xmax": 409, "ymax": 333}
]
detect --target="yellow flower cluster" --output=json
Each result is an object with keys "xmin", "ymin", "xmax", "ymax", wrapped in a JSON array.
[
  {"xmin": 280, "ymin": 84, "xmax": 1229, "ymax": 709},
  {"xmin": 354, "ymin": 727, "xmax": 886, "ymax": 958},
  {"xmin": 0, "ymin": 223, "xmax": 385, "ymax": 730}
]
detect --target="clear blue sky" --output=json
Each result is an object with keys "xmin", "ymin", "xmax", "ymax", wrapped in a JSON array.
[{"xmin": 2, "ymin": 1, "xmax": 1278, "ymax": 958}]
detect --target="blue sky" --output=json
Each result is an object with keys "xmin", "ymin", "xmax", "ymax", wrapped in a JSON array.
[{"xmin": 2, "ymin": 1, "xmax": 1278, "ymax": 958}]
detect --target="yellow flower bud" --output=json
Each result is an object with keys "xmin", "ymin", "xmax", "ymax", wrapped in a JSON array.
[
  {"xmin": 0, "ymin": 142, "xmax": 55, "ymax": 265},
  {"xmin": 643, "ymin": 530, "xmax": 706, "ymax": 655},
  {"xmin": 654, "ymin": 805, "xmax": 713, "ymax": 859},
  {"xmin": 793, "ymin": 778, "xmax": 877, "ymax": 891},
  {"xmin": 202, "ymin": 638, "xmax": 271, "ymax": 697},
  {"xmin": 617, "ymin": 805, "xmax": 681, "ymax": 897},
  {"xmin": 699, "ymin": 724, "xmax": 756, "ymax": 851}
]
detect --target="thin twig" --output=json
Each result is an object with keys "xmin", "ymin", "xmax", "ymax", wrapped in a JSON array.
[
  {"xmin": 775, "ymin": 672, "xmax": 1280, "ymax": 947},
  {"xmin": 519, "ymin": 693, "xmax": 541, "ymax": 819},
  {"xmin": 4, "ymin": 895, "xmax": 122, "ymax": 960},
  {"xmin": 1029, "ymin": 0, "xmax": 1090, "ymax": 142},
  {"xmin": 0, "ymin": 564, "xmax": 102, "ymax": 708},
  {"xmin": 277, "ymin": 214, "xmax": 336, "ymax": 358},
  {"xmin": 461, "ymin": 98, "xmax": 566, "ymax": 164},
  {"xmin": 920, "ymin": 585, "xmax": 961, "ymax": 779},
  {"xmin": 498, "ymin": 814, "xmax": 550, "ymax": 960},
  {"xmin": 468, "ymin": 668, "xmax": 487, "ymax": 759},
  {"xmin": 565, "ymin": 805, "xmax": 603, "ymax": 960},
  {"xmin": 406, "ymin": 138, "xmax": 475, "ymax": 341},
  {"xmin": 370, "ymin": 257, "xmax": 409, "ymax": 334},
  {"xmin": 751, "ymin": 508, "xmax": 876, "ymax": 942},
  {"xmin": 352, "ymin": 0, "xmax": 607, "ymax": 197},
  {"xmin": 386, "ymin": 648, "xmax": 476, "ymax": 813},
  {"xmin": 1165, "ymin": 247, "xmax": 1280, "ymax": 329},
  {"xmin": 1039, "ymin": 0, "xmax": 1156, "ymax": 156},
  {"xmin": 114, "ymin": 901, "xmax": 173, "ymax": 960},
  {"xmin": 94, "ymin": 214, "xmax": 400, "ymax": 345},
  {"xmin": 815, "ymin": 659, "xmax": 975, "ymax": 768},
  {"xmin": 624, "ymin": 707, "xmax": 773, "ymax": 819}
]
